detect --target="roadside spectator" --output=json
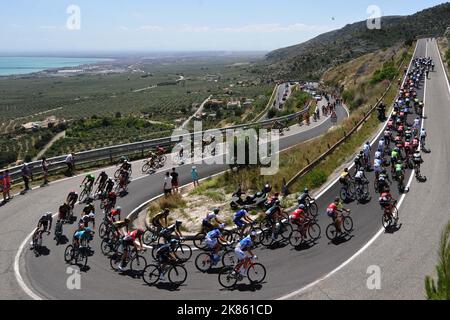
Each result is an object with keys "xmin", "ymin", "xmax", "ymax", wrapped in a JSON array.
[
  {"xmin": 163, "ymin": 171, "xmax": 172, "ymax": 196},
  {"xmin": 65, "ymin": 153, "xmax": 75, "ymax": 176},
  {"xmin": 191, "ymin": 166, "xmax": 199, "ymax": 187},
  {"xmin": 0, "ymin": 171, "xmax": 5, "ymax": 203},
  {"xmin": 3, "ymin": 170, "xmax": 11, "ymax": 201},
  {"xmin": 21, "ymin": 163, "xmax": 33, "ymax": 192},
  {"xmin": 41, "ymin": 157, "xmax": 50, "ymax": 186},
  {"xmin": 170, "ymin": 167, "xmax": 179, "ymax": 193}
]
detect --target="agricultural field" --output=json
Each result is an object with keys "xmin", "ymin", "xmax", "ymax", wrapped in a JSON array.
[{"xmin": 0, "ymin": 54, "xmax": 272, "ymax": 166}]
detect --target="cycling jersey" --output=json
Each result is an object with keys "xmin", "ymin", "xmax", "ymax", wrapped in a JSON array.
[
  {"xmin": 206, "ymin": 229, "xmax": 222, "ymax": 240},
  {"xmin": 327, "ymin": 203, "xmax": 338, "ymax": 218},
  {"xmin": 290, "ymin": 209, "xmax": 305, "ymax": 222},
  {"xmin": 156, "ymin": 244, "xmax": 172, "ymax": 256},
  {"xmin": 391, "ymin": 150, "xmax": 399, "ymax": 159},
  {"xmin": 203, "ymin": 212, "xmax": 217, "ymax": 222},
  {"xmin": 237, "ymin": 236, "xmax": 253, "ymax": 251},
  {"xmin": 124, "ymin": 230, "xmax": 139, "ymax": 242},
  {"xmin": 39, "ymin": 214, "xmax": 52, "ymax": 223},
  {"xmin": 83, "ymin": 204, "xmax": 95, "ymax": 215},
  {"xmin": 363, "ymin": 144, "xmax": 371, "ymax": 156},
  {"xmin": 234, "ymin": 209, "xmax": 247, "ymax": 221},
  {"xmin": 355, "ymin": 170, "xmax": 364, "ymax": 180},
  {"xmin": 395, "ymin": 164, "xmax": 403, "ymax": 173},
  {"xmin": 266, "ymin": 205, "xmax": 281, "ymax": 217},
  {"xmin": 297, "ymin": 193, "xmax": 309, "ymax": 204},
  {"xmin": 375, "ymin": 151, "xmax": 382, "ymax": 159}
]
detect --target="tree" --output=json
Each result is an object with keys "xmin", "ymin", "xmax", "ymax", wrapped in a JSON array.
[{"xmin": 425, "ymin": 221, "xmax": 450, "ymax": 300}]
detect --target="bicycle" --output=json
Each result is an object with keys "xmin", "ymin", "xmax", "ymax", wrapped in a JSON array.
[
  {"xmin": 288, "ymin": 217, "xmax": 321, "ymax": 247},
  {"xmin": 31, "ymin": 228, "xmax": 47, "ymax": 251},
  {"xmin": 194, "ymin": 244, "xmax": 236, "ymax": 273},
  {"xmin": 325, "ymin": 211, "xmax": 354, "ymax": 241},
  {"xmin": 54, "ymin": 220, "xmax": 64, "ymax": 245},
  {"xmin": 193, "ymin": 229, "xmax": 235, "ymax": 251},
  {"xmin": 218, "ymin": 256, "xmax": 266, "ymax": 289},
  {"xmin": 151, "ymin": 238, "xmax": 193, "ymax": 262},
  {"xmin": 100, "ymin": 234, "xmax": 120, "ymax": 256},
  {"xmin": 304, "ymin": 198, "xmax": 319, "ymax": 218},
  {"xmin": 339, "ymin": 181, "xmax": 355, "ymax": 201},
  {"xmin": 78, "ymin": 183, "xmax": 93, "ymax": 203},
  {"xmin": 354, "ymin": 179, "xmax": 370, "ymax": 203},
  {"xmin": 64, "ymin": 243, "xmax": 89, "ymax": 267},
  {"xmin": 142, "ymin": 260, "xmax": 187, "ymax": 286},
  {"xmin": 110, "ymin": 247, "xmax": 147, "ymax": 275},
  {"xmin": 381, "ymin": 200, "xmax": 399, "ymax": 230},
  {"xmin": 259, "ymin": 221, "xmax": 293, "ymax": 247},
  {"xmin": 142, "ymin": 225, "xmax": 161, "ymax": 246}
]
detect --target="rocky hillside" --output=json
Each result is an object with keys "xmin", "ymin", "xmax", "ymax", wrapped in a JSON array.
[{"xmin": 263, "ymin": 2, "xmax": 450, "ymax": 80}]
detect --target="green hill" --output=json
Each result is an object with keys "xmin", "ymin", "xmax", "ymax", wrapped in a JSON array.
[{"xmin": 263, "ymin": 2, "xmax": 450, "ymax": 80}]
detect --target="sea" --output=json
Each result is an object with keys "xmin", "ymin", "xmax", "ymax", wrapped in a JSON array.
[{"xmin": 0, "ymin": 57, "xmax": 112, "ymax": 76}]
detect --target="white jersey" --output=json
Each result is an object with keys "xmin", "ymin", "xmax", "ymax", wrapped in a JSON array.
[
  {"xmin": 204, "ymin": 212, "xmax": 217, "ymax": 222},
  {"xmin": 374, "ymin": 158, "xmax": 383, "ymax": 168},
  {"xmin": 420, "ymin": 130, "xmax": 427, "ymax": 138},
  {"xmin": 375, "ymin": 151, "xmax": 382, "ymax": 159},
  {"xmin": 413, "ymin": 119, "xmax": 420, "ymax": 128},
  {"xmin": 363, "ymin": 144, "xmax": 371, "ymax": 156},
  {"xmin": 355, "ymin": 170, "xmax": 364, "ymax": 179}
]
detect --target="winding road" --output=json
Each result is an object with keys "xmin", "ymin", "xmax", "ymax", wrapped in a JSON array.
[{"xmin": 3, "ymin": 39, "xmax": 446, "ymax": 300}]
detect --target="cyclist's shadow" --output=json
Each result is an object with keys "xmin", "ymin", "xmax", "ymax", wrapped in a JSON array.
[
  {"xmin": 32, "ymin": 246, "xmax": 50, "ymax": 257},
  {"xmin": 292, "ymin": 240, "xmax": 318, "ymax": 252},
  {"xmin": 55, "ymin": 235, "xmax": 69, "ymax": 246},
  {"xmin": 153, "ymin": 282, "xmax": 184, "ymax": 292},
  {"xmin": 329, "ymin": 234, "xmax": 354, "ymax": 246},
  {"xmin": 264, "ymin": 240, "xmax": 289, "ymax": 251},
  {"xmin": 221, "ymin": 283, "xmax": 264, "ymax": 293},
  {"xmin": 384, "ymin": 223, "xmax": 402, "ymax": 234}
]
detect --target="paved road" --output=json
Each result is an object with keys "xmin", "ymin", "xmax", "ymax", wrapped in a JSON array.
[
  {"xmin": 288, "ymin": 38, "xmax": 450, "ymax": 300},
  {"xmin": 11, "ymin": 38, "xmax": 432, "ymax": 299},
  {"xmin": 2, "ymin": 100, "xmax": 347, "ymax": 300}
]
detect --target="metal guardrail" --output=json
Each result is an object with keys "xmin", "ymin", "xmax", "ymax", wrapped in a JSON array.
[
  {"xmin": 284, "ymin": 45, "xmax": 413, "ymax": 190},
  {"xmin": 5, "ymin": 103, "xmax": 311, "ymax": 187}
]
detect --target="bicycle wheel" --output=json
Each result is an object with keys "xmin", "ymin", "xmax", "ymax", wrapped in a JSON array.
[
  {"xmin": 223, "ymin": 231, "xmax": 235, "ymax": 243},
  {"xmin": 142, "ymin": 265, "xmax": 160, "ymax": 286},
  {"xmin": 143, "ymin": 230, "xmax": 156, "ymax": 246},
  {"xmin": 308, "ymin": 223, "xmax": 321, "ymax": 241},
  {"xmin": 114, "ymin": 169, "xmax": 121, "ymax": 179},
  {"xmin": 280, "ymin": 223, "xmax": 293, "ymax": 240},
  {"xmin": 247, "ymin": 263, "xmax": 266, "ymax": 285},
  {"xmin": 218, "ymin": 267, "xmax": 238, "ymax": 289},
  {"xmin": 307, "ymin": 202, "xmax": 319, "ymax": 218},
  {"xmin": 142, "ymin": 163, "xmax": 151, "ymax": 173},
  {"xmin": 168, "ymin": 265, "xmax": 188, "ymax": 286},
  {"xmin": 195, "ymin": 253, "xmax": 213, "ymax": 272},
  {"xmin": 343, "ymin": 216, "xmax": 354, "ymax": 233},
  {"xmin": 159, "ymin": 156, "xmax": 167, "ymax": 166},
  {"xmin": 339, "ymin": 188, "xmax": 348, "ymax": 201},
  {"xmin": 391, "ymin": 206, "xmax": 399, "ymax": 221},
  {"xmin": 75, "ymin": 249, "xmax": 88, "ymax": 267},
  {"xmin": 325, "ymin": 224, "xmax": 338, "ymax": 241},
  {"xmin": 64, "ymin": 245, "xmax": 74, "ymax": 263},
  {"xmin": 193, "ymin": 233, "xmax": 207, "ymax": 250},
  {"xmin": 221, "ymin": 250, "xmax": 236, "ymax": 267},
  {"xmin": 348, "ymin": 182, "xmax": 356, "ymax": 196},
  {"xmin": 79, "ymin": 189, "xmax": 87, "ymax": 203},
  {"xmin": 289, "ymin": 230, "xmax": 304, "ymax": 247},
  {"xmin": 259, "ymin": 230, "xmax": 274, "ymax": 248},
  {"xmin": 176, "ymin": 244, "xmax": 192, "ymax": 261},
  {"xmin": 109, "ymin": 253, "xmax": 122, "ymax": 270},
  {"xmin": 98, "ymin": 222, "xmax": 108, "ymax": 239},
  {"xmin": 100, "ymin": 239, "xmax": 113, "ymax": 255},
  {"xmin": 130, "ymin": 255, "xmax": 147, "ymax": 274},
  {"xmin": 382, "ymin": 213, "xmax": 393, "ymax": 229}
]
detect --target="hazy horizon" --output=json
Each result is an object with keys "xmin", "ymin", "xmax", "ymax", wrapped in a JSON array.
[{"xmin": 0, "ymin": 0, "xmax": 446, "ymax": 53}]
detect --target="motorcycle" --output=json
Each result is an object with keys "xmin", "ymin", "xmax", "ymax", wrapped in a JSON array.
[{"xmin": 230, "ymin": 185, "xmax": 272, "ymax": 210}]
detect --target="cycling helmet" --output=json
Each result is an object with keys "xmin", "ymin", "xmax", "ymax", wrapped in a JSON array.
[
  {"xmin": 116, "ymin": 206, "xmax": 122, "ymax": 213},
  {"xmin": 334, "ymin": 197, "xmax": 340, "ymax": 204},
  {"xmin": 163, "ymin": 208, "xmax": 170, "ymax": 214},
  {"xmin": 45, "ymin": 212, "xmax": 52, "ymax": 217},
  {"xmin": 344, "ymin": 168, "xmax": 349, "ymax": 173},
  {"xmin": 170, "ymin": 239, "xmax": 179, "ymax": 246},
  {"xmin": 218, "ymin": 223, "xmax": 225, "ymax": 230},
  {"xmin": 101, "ymin": 171, "xmax": 106, "ymax": 174},
  {"xmin": 108, "ymin": 177, "xmax": 113, "ymax": 182},
  {"xmin": 124, "ymin": 218, "xmax": 131, "ymax": 223},
  {"xmin": 213, "ymin": 208, "xmax": 220, "ymax": 214},
  {"xmin": 298, "ymin": 204, "xmax": 306, "ymax": 210},
  {"xmin": 275, "ymin": 200, "xmax": 281, "ymax": 206},
  {"xmin": 85, "ymin": 227, "xmax": 93, "ymax": 233},
  {"xmin": 175, "ymin": 220, "xmax": 183, "ymax": 225},
  {"xmin": 303, "ymin": 188, "xmax": 309, "ymax": 193},
  {"xmin": 250, "ymin": 231, "xmax": 257, "ymax": 237}
]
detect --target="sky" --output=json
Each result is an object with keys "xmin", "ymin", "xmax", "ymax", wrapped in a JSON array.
[{"xmin": 0, "ymin": 0, "xmax": 446, "ymax": 53}]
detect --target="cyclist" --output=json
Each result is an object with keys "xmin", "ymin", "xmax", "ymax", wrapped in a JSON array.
[
  {"xmin": 82, "ymin": 197, "xmax": 95, "ymax": 216},
  {"xmin": 118, "ymin": 228, "xmax": 145, "ymax": 271},
  {"xmin": 363, "ymin": 142, "xmax": 371, "ymax": 168},
  {"xmin": 80, "ymin": 211, "xmax": 95, "ymax": 230},
  {"xmin": 147, "ymin": 150, "xmax": 158, "ymax": 168},
  {"xmin": 339, "ymin": 168, "xmax": 351, "ymax": 187},
  {"xmin": 73, "ymin": 226, "xmax": 94, "ymax": 248},
  {"xmin": 265, "ymin": 192, "xmax": 280, "ymax": 208},
  {"xmin": 37, "ymin": 212, "xmax": 53, "ymax": 234},
  {"xmin": 160, "ymin": 220, "xmax": 184, "ymax": 243},
  {"xmin": 105, "ymin": 178, "xmax": 115, "ymax": 194},
  {"xmin": 58, "ymin": 202, "xmax": 71, "ymax": 222},
  {"xmin": 233, "ymin": 206, "xmax": 254, "ymax": 237},
  {"xmin": 289, "ymin": 205, "xmax": 308, "ymax": 238},
  {"xmin": 81, "ymin": 174, "xmax": 95, "ymax": 193},
  {"xmin": 384, "ymin": 128, "xmax": 392, "ymax": 146},
  {"xmin": 265, "ymin": 200, "xmax": 283, "ymax": 240},
  {"xmin": 107, "ymin": 206, "xmax": 122, "ymax": 224},
  {"xmin": 378, "ymin": 170, "xmax": 392, "ymax": 193},
  {"xmin": 326, "ymin": 198, "xmax": 350, "ymax": 234},
  {"xmin": 233, "ymin": 231, "xmax": 258, "ymax": 277},
  {"xmin": 205, "ymin": 224, "xmax": 229, "ymax": 265},
  {"xmin": 202, "ymin": 208, "xmax": 223, "ymax": 233},
  {"xmin": 373, "ymin": 154, "xmax": 383, "ymax": 181},
  {"xmin": 394, "ymin": 160, "xmax": 404, "ymax": 182},
  {"xmin": 104, "ymin": 191, "xmax": 117, "ymax": 212},
  {"xmin": 95, "ymin": 171, "xmax": 108, "ymax": 194},
  {"xmin": 297, "ymin": 188, "xmax": 313, "ymax": 206},
  {"xmin": 155, "ymin": 239, "xmax": 181, "ymax": 281},
  {"xmin": 354, "ymin": 167, "xmax": 367, "ymax": 189},
  {"xmin": 391, "ymin": 148, "xmax": 401, "ymax": 170},
  {"xmin": 378, "ymin": 138, "xmax": 386, "ymax": 155},
  {"xmin": 354, "ymin": 153, "xmax": 363, "ymax": 170},
  {"xmin": 379, "ymin": 190, "xmax": 395, "ymax": 217},
  {"xmin": 112, "ymin": 218, "xmax": 131, "ymax": 237},
  {"xmin": 66, "ymin": 190, "xmax": 78, "ymax": 209},
  {"xmin": 413, "ymin": 150, "xmax": 424, "ymax": 174},
  {"xmin": 151, "ymin": 208, "xmax": 170, "ymax": 234}
]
